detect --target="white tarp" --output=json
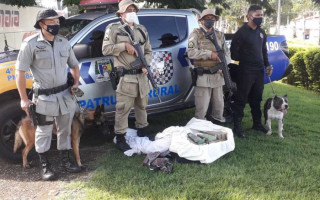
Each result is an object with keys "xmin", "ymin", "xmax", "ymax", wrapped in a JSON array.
[{"xmin": 122, "ymin": 118, "xmax": 235, "ymax": 164}]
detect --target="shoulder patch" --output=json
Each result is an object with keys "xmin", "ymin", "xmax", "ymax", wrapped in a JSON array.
[
  {"xmin": 260, "ymin": 33, "xmax": 264, "ymax": 38},
  {"xmin": 188, "ymin": 41, "xmax": 194, "ymax": 48}
]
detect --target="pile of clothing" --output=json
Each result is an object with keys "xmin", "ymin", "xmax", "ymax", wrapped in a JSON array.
[{"xmin": 118, "ymin": 118, "xmax": 235, "ymax": 171}]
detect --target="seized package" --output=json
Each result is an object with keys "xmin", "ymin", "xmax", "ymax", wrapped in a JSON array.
[{"xmin": 167, "ymin": 118, "xmax": 235, "ymax": 164}]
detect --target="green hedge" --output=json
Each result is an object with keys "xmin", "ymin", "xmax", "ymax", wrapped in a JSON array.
[
  {"xmin": 284, "ymin": 47, "xmax": 320, "ymax": 92},
  {"xmin": 288, "ymin": 47, "xmax": 306, "ymax": 59},
  {"xmin": 304, "ymin": 48, "xmax": 320, "ymax": 92}
]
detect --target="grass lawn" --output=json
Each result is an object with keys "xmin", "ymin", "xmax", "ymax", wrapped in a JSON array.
[{"xmin": 62, "ymin": 82, "xmax": 320, "ymax": 200}]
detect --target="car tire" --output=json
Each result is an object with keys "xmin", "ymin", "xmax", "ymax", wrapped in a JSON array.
[{"xmin": 0, "ymin": 99, "xmax": 26, "ymax": 162}]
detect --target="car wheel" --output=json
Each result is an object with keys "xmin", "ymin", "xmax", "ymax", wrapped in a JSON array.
[{"xmin": 0, "ymin": 100, "xmax": 26, "ymax": 162}]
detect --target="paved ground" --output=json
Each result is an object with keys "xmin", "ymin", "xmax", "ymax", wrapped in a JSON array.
[{"xmin": 0, "ymin": 127, "xmax": 111, "ymax": 200}]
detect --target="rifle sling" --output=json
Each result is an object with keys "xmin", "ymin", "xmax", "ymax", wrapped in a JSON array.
[
  {"xmin": 121, "ymin": 21, "xmax": 146, "ymax": 45},
  {"xmin": 200, "ymin": 27, "xmax": 222, "ymax": 51}
]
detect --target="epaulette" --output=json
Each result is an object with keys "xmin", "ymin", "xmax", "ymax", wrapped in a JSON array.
[
  {"xmin": 110, "ymin": 21, "xmax": 121, "ymax": 27},
  {"xmin": 23, "ymin": 33, "xmax": 39, "ymax": 42},
  {"xmin": 56, "ymin": 35, "xmax": 68, "ymax": 42}
]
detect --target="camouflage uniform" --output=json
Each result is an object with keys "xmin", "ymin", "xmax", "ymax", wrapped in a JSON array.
[
  {"xmin": 187, "ymin": 27, "xmax": 231, "ymax": 121},
  {"xmin": 102, "ymin": 22, "xmax": 152, "ymax": 134}
]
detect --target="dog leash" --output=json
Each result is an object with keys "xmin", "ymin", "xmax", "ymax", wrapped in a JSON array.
[
  {"xmin": 73, "ymin": 95, "xmax": 86, "ymax": 113},
  {"xmin": 268, "ymin": 76, "xmax": 277, "ymax": 96}
]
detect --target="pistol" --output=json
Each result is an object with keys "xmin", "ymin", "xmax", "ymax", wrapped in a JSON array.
[{"xmin": 28, "ymin": 104, "xmax": 38, "ymax": 126}]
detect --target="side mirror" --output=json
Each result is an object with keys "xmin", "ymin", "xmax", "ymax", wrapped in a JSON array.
[{"xmin": 73, "ymin": 43, "xmax": 92, "ymax": 60}]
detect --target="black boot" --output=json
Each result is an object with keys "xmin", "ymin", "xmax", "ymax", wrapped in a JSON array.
[
  {"xmin": 115, "ymin": 134, "xmax": 131, "ymax": 152},
  {"xmin": 233, "ymin": 117, "xmax": 245, "ymax": 138},
  {"xmin": 250, "ymin": 100, "xmax": 268, "ymax": 134},
  {"xmin": 252, "ymin": 123, "xmax": 268, "ymax": 134},
  {"xmin": 137, "ymin": 127, "xmax": 148, "ymax": 137},
  {"xmin": 38, "ymin": 152, "xmax": 56, "ymax": 181},
  {"xmin": 59, "ymin": 150, "xmax": 81, "ymax": 173}
]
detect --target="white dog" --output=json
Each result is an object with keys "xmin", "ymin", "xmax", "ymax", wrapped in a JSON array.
[{"xmin": 264, "ymin": 95, "xmax": 289, "ymax": 138}]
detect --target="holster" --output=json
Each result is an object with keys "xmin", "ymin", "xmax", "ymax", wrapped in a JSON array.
[
  {"xmin": 110, "ymin": 68, "xmax": 119, "ymax": 91},
  {"xmin": 36, "ymin": 113, "xmax": 54, "ymax": 126},
  {"xmin": 28, "ymin": 104, "xmax": 38, "ymax": 126},
  {"xmin": 189, "ymin": 68, "xmax": 198, "ymax": 86},
  {"xmin": 67, "ymin": 72, "xmax": 74, "ymax": 87}
]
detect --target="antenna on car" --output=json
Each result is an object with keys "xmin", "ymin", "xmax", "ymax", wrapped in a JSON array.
[{"xmin": 2, "ymin": 33, "xmax": 9, "ymax": 52}]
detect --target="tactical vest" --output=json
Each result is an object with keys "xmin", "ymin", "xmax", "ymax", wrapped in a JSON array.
[{"xmin": 193, "ymin": 28, "xmax": 223, "ymax": 68}]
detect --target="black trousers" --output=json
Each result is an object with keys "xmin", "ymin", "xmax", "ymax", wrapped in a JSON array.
[{"xmin": 232, "ymin": 67, "xmax": 265, "ymax": 125}]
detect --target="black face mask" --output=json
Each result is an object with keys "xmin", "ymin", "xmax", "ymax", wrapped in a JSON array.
[
  {"xmin": 252, "ymin": 17, "xmax": 263, "ymax": 26},
  {"xmin": 44, "ymin": 24, "xmax": 60, "ymax": 36},
  {"xmin": 204, "ymin": 19, "xmax": 214, "ymax": 29}
]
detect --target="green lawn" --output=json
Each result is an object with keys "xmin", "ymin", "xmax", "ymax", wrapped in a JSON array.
[{"xmin": 62, "ymin": 82, "xmax": 320, "ymax": 200}]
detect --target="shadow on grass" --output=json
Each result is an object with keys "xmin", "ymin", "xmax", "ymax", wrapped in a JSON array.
[{"xmin": 72, "ymin": 83, "xmax": 320, "ymax": 200}]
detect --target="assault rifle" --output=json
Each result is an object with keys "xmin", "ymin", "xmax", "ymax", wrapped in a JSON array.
[
  {"xmin": 130, "ymin": 43, "xmax": 161, "ymax": 102},
  {"xmin": 200, "ymin": 28, "xmax": 237, "ymax": 99},
  {"xmin": 120, "ymin": 23, "xmax": 161, "ymax": 102}
]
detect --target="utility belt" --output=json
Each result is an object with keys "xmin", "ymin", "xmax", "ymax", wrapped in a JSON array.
[
  {"xmin": 109, "ymin": 67, "xmax": 143, "ymax": 91},
  {"xmin": 37, "ymin": 82, "xmax": 69, "ymax": 96},
  {"xmin": 116, "ymin": 67, "xmax": 143, "ymax": 77},
  {"xmin": 33, "ymin": 72, "xmax": 74, "ymax": 96},
  {"xmin": 193, "ymin": 66, "xmax": 220, "ymax": 76},
  {"xmin": 190, "ymin": 66, "xmax": 221, "ymax": 86}
]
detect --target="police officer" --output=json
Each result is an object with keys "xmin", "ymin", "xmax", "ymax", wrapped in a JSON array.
[
  {"xmin": 187, "ymin": 9, "xmax": 231, "ymax": 123},
  {"xmin": 102, "ymin": 0, "xmax": 152, "ymax": 151},
  {"xmin": 15, "ymin": 9, "xmax": 81, "ymax": 181},
  {"xmin": 230, "ymin": 5, "xmax": 273, "ymax": 138}
]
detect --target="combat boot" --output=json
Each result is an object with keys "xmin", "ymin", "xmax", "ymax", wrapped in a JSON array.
[
  {"xmin": 115, "ymin": 134, "xmax": 131, "ymax": 152},
  {"xmin": 233, "ymin": 117, "xmax": 245, "ymax": 138},
  {"xmin": 59, "ymin": 150, "xmax": 81, "ymax": 173},
  {"xmin": 137, "ymin": 127, "xmax": 148, "ymax": 137},
  {"xmin": 250, "ymin": 101, "xmax": 268, "ymax": 134},
  {"xmin": 252, "ymin": 123, "xmax": 268, "ymax": 134},
  {"xmin": 38, "ymin": 152, "xmax": 56, "ymax": 181}
]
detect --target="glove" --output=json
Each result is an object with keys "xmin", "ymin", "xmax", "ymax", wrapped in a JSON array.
[{"xmin": 266, "ymin": 65, "xmax": 273, "ymax": 77}]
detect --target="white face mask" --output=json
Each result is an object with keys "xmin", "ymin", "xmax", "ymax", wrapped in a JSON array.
[{"xmin": 125, "ymin": 12, "xmax": 139, "ymax": 24}]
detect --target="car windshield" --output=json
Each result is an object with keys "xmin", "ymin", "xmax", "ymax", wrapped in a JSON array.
[{"xmin": 59, "ymin": 19, "xmax": 92, "ymax": 40}]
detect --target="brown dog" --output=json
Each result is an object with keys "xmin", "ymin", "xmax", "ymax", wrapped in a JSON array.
[{"xmin": 13, "ymin": 105, "xmax": 105, "ymax": 168}]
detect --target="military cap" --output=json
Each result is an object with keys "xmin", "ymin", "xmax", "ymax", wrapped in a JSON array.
[
  {"xmin": 116, "ymin": 0, "xmax": 139, "ymax": 17},
  {"xmin": 34, "ymin": 9, "xmax": 65, "ymax": 29},
  {"xmin": 199, "ymin": 8, "xmax": 219, "ymax": 20}
]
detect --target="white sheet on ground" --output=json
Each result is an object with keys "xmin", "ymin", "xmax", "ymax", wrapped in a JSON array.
[
  {"xmin": 122, "ymin": 118, "xmax": 235, "ymax": 164},
  {"xmin": 122, "ymin": 128, "xmax": 171, "ymax": 156},
  {"xmin": 169, "ymin": 118, "xmax": 235, "ymax": 164}
]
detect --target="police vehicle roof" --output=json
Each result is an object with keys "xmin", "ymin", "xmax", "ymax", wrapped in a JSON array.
[{"xmin": 67, "ymin": 9, "xmax": 195, "ymax": 21}]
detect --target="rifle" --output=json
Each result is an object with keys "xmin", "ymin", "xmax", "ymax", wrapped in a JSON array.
[
  {"xmin": 201, "ymin": 28, "xmax": 237, "ymax": 99},
  {"xmin": 130, "ymin": 43, "xmax": 161, "ymax": 102},
  {"xmin": 121, "ymin": 23, "xmax": 161, "ymax": 102}
]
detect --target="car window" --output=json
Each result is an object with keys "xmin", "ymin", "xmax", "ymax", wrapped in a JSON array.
[
  {"xmin": 78, "ymin": 19, "xmax": 119, "ymax": 58},
  {"xmin": 59, "ymin": 19, "xmax": 92, "ymax": 40},
  {"xmin": 139, "ymin": 15, "xmax": 188, "ymax": 49},
  {"xmin": 80, "ymin": 18, "xmax": 120, "ymax": 44}
]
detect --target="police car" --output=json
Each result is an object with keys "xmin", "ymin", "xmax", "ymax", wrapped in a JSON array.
[{"xmin": 0, "ymin": 9, "xmax": 290, "ymax": 161}]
